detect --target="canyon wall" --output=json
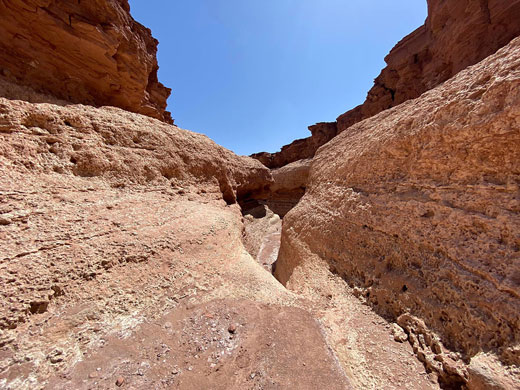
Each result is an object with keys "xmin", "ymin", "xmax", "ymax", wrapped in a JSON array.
[
  {"xmin": 0, "ymin": 0, "xmax": 172, "ymax": 123},
  {"xmin": 253, "ymin": 0, "xmax": 520, "ymax": 168},
  {"xmin": 251, "ymin": 122, "xmax": 337, "ymax": 169},
  {"xmin": 0, "ymin": 97, "xmax": 271, "ymax": 211},
  {"xmin": 275, "ymin": 36, "xmax": 520, "ymax": 385},
  {"xmin": 265, "ymin": 159, "xmax": 311, "ymax": 217}
]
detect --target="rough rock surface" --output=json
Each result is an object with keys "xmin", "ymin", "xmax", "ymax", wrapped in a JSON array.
[
  {"xmin": 0, "ymin": 96, "xmax": 439, "ymax": 390},
  {"xmin": 0, "ymin": 96, "xmax": 270, "ymax": 210},
  {"xmin": 0, "ymin": 96, "xmax": 338, "ymax": 389},
  {"xmin": 45, "ymin": 300, "xmax": 352, "ymax": 390},
  {"xmin": 0, "ymin": 0, "xmax": 172, "ymax": 123},
  {"xmin": 251, "ymin": 122, "xmax": 337, "ymax": 169},
  {"xmin": 275, "ymin": 37, "xmax": 520, "ymax": 388},
  {"xmin": 253, "ymin": 0, "xmax": 520, "ymax": 168},
  {"xmin": 266, "ymin": 158, "xmax": 312, "ymax": 217}
]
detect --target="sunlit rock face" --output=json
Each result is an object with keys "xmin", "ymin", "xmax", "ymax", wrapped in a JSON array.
[
  {"xmin": 337, "ymin": 0, "xmax": 520, "ymax": 132},
  {"xmin": 253, "ymin": 0, "xmax": 520, "ymax": 168},
  {"xmin": 276, "ymin": 37, "xmax": 520, "ymax": 376},
  {"xmin": 0, "ymin": 0, "xmax": 172, "ymax": 123}
]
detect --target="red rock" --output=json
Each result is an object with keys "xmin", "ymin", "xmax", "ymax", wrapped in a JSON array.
[
  {"xmin": 0, "ymin": 0, "xmax": 172, "ymax": 123},
  {"xmin": 251, "ymin": 122, "xmax": 337, "ymax": 169},
  {"xmin": 253, "ymin": 0, "xmax": 520, "ymax": 168},
  {"xmin": 116, "ymin": 376, "xmax": 125, "ymax": 386},
  {"xmin": 275, "ymin": 36, "xmax": 520, "ymax": 372},
  {"xmin": 228, "ymin": 324, "xmax": 237, "ymax": 334},
  {"xmin": 337, "ymin": 0, "xmax": 520, "ymax": 133}
]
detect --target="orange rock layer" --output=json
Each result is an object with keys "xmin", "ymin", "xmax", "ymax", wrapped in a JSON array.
[
  {"xmin": 253, "ymin": 0, "xmax": 520, "ymax": 168},
  {"xmin": 276, "ymin": 37, "xmax": 520, "ymax": 384},
  {"xmin": 0, "ymin": 0, "xmax": 172, "ymax": 123}
]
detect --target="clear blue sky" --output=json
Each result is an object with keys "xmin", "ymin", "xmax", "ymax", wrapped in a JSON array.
[{"xmin": 128, "ymin": 1, "xmax": 427, "ymax": 156}]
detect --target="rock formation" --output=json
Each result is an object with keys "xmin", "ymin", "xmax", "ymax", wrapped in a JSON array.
[
  {"xmin": 0, "ymin": 95, "xmax": 437, "ymax": 390},
  {"xmin": 275, "ymin": 37, "xmax": 520, "ymax": 388},
  {"xmin": 266, "ymin": 158, "xmax": 312, "ymax": 217},
  {"xmin": 253, "ymin": 0, "xmax": 520, "ymax": 168},
  {"xmin": 1, "ymin": 0, "xmax": 520, "ymax": 389},
  {"xmin": 0, "ymin": 0, "xmax": 172, "ymax": 123},
  {"xmin": 0, "ymin": 95, "xmax": 349, "ymax": 389},
  {"xmin": 251, "ymin": 122, "xmax": 337, "ymax": 169}
]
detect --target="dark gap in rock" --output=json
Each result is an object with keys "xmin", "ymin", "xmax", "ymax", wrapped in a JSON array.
[{"xmin": 29, "ymin": 301, "xmax": 49, "ymax": 314}]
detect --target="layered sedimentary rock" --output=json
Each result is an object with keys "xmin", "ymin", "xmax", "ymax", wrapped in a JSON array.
[
  {"xmin": 275, "ymin": 37, "xmax": 520, "ymax": 387},
  {"xmin": 253, "ymin": 0, "xmax": 520, "ymax": 168},
  {"xmin": 0, "ymin": 0, "xmax": 172, "ymax": 123},
  {"xmin": 251, "ymin": 122, "xmax": 337, "ymax": 169},
  {"xmin": 337, "ymin": 0, "xmax": 520, "ymax": 132}
]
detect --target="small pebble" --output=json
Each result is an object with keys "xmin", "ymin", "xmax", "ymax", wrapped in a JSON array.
[
  {"xmin": 228, "ymin": 324, "xmax": 237, "ymax": 334},
  {"xmin": 116, "ymin": 376, "xmax": 125, "ymax": 387}
]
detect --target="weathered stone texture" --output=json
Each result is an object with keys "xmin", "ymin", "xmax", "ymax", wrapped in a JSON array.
[
  {"xmin": 276, "ymin": 37, "xmax": 520, "ymax": 372},
  {"xmin": 0, "ymin": 0, "xmax": 172, "ymax": 123},
  {"xmin": 0, "ymin": 97, "xmax": 271, "ymax": 208},
  {"xmin": 253, "ymin": 0, "xmax": 520, "ymax": 168}
]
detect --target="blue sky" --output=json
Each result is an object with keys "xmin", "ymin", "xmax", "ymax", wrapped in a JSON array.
[{"xmin": 128, "ymin": 1, "xmax": 427, "ymax": 156}]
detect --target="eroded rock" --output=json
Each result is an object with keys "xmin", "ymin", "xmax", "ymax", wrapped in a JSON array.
[
  {"xmin": 0, "ymin": 0, "xmax": 172, "ymax": 123},
  {"xmin": 253, "ymin": 0, "xmax": 520, "ymax": 168},
  {"xmin": 267, "ymin": 158, "xmax": 312, "ymax": 217},
  {"xmin": 275, "ymin": 36, "xmax": 520, "ymax": 386},
  {"xmin": 0, "ymin": 98, "xmax": 271, "ymax": 207}
]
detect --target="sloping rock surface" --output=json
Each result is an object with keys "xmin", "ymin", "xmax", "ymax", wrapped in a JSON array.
[
  {"xmin": 0, "ymin": 97, "xmax": 270, "ymax": 208},
  {"xmin": 0, "ymin": 0, "xmax": 172, "ymax": 123},
  {"xmin": 253, "ymin": 0, "xmax": 520, "ymax": 168},
  {"xmin": 45, "ymin": 299, "xmax": 352, "ymax": 390},
  {"xmin": 0, "ymin": 97, "xmax": 354, "ymax": 389},
  {"xmin": 0, "ymin": 96, "xmax": 439, "ymax": 390},
  {"xmin": 275, "ymin": 37, "xmax": 520, "ymax": 387}
]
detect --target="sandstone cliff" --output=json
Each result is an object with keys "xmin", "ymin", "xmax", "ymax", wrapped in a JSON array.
[
  {"xmin": 0, "ymin": 0, "xmax": 172, "ymax": 123},
  {"xmin": 251, "ymin": 122, "xmax": 337, "ymax": 169},
  {"xmin": 253, "ymin": 0, "xmax": 520, "ymax": 168},
  {"xmin": 275, "ymin": 37, "xmax": 520, "ymax": 388}
]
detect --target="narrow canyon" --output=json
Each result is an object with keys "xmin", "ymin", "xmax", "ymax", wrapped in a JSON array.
[{"xmin": 0, "ymin": 1, "xmax": 519, "ymax": 389}]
